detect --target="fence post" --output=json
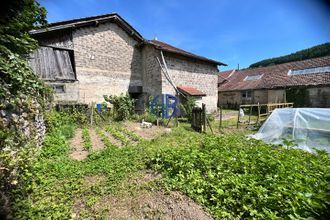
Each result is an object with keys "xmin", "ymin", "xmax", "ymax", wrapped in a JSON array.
[
  {"xmin": 236, "ymin": 105, "xmax": 240, "ymax": 129},
  {"xmin": 90, "ymin": 102, "xmax": 94, "ymax": 125},
  {"xmin": 248, "ymin": 106, "xmax": 252, "ymax": 125},
  {"xmin": 257, "ymin": 102, "xmax": 260, "ymax": 124},
  {"xmin": 202, "ymin": 104, "xmax": 206, "ymax": 133},
  {"xmin": 219, "ymin": 106, "xmax": 222, "ymax": 130}
]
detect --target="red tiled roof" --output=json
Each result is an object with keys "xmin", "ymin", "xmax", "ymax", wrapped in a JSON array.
[
  {"xmin": 218, "ymin": 70, "xmax": 235, "ymax": 84},
  {"xmin": 148, "ymin": 40, "xmax": 227, "ymax": 66},
  {"xmin": 177, "ymin": 86, "xmax": 206, "ymax": 96},
  {"xmin": 218, "ymin": 56, "xmax": 330, "ymax": 92}
]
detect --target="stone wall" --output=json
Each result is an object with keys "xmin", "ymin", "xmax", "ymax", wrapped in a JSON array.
[
  {"xmin": 33, "ymin": 22, "xmax": 220, "ymax": 111},
  {"xmin": 254, "ymin": 90, "xmax": 268, "ymax": 104},
  {"xmin": 268, "ymin": 89, "xmax": 285, "ymax": 103},
  {"xmin": 307, "ymin": 86, "xmax": 330, "ymax": 107},
  {"xmin": 159, "ymin": 52, "xmax": 219, "ymax": 112},
  {"xmin": 141, "ymin": 45, "xmax": 162, "ymax": 97},
  {"xmin": 218, "ymin": 91, "xmax": 241, "ymax": 108},
  {"xmin": 218, "ymin": 89, "xmax": 282, "ymax": 108},
  {"xmin": 72, "ymin": 22, "xmax": 143, "ymax": 104}
]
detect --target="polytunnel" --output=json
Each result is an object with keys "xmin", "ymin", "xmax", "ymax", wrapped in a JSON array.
[{"xmin": 251, "ymin": 108, "xmax": 330, "ymax": 153}]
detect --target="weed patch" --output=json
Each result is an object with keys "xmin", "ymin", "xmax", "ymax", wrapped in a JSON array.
[{"xmin": 150, "ymin": 134, "xmax": 330, "ymax": 219}]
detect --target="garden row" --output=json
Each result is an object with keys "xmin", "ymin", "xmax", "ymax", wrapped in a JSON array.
[{"xmin": 9, "ymin": 111, "xmax": 330, "ymax": 219}]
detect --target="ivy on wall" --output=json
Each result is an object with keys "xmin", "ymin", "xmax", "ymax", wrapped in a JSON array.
[{"xmin": 0, "ymin": 1, "xmax": 51, "ymax": 218}]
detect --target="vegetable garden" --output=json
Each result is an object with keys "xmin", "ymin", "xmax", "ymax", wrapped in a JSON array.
[
  {"xmin": 6, "ymin": 110, "xmax": 329, "ymax": 219},
  {"xmin": 1, "ymin": 1, "xmax": 329, "ymax": 219}
]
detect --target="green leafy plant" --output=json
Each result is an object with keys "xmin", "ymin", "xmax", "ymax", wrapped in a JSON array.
[
  {"xmin": 179, "ymin": 96, "xmax": 196, "ymax": 122},
  {"xmin": 106, "ymin": 126, "xmax": 131, "ymax": 146},
  {"xmin": 82, "ymin": 128, "xmax": 92, "ymax": 152},
  {"xmin": 150, "ymin": 134, "xmax": 330, "ymax": 219},
  {"xmin": 0, "ymin": 1, "xmax": 50, "ymax": 217},
  {"xmin": 104, "ymin": 93, "xmax": 134, "ymax": 121}
]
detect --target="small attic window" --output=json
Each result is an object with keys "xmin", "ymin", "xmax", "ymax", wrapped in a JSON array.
[
  {"xmin": 53, "ymin": 85, "xmax": 65, "ymax": 93},
  {"xmin": 288, "ymin": 66, "xmax": 330, "ymax": 76},
  {"xmin": 244, "ymin": 74, "xmax": 263, "ymax": 81}
]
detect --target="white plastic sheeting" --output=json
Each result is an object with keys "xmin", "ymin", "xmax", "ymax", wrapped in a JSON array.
[{"xmin": 251, "ymin": 108, "xmax": 330, "ymax": 153}]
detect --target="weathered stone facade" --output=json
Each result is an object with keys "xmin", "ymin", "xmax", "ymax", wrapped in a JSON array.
[
  {"xmin": 218, "ymin": 87, "xmax": 330, "ymax": 108},
  {"xmin": 160, "ymin": 53, "xmax": 218, "ymax": 112},
  {"xmin": 72, "ymin": 22, "xmax": 143, "ymax": 104},
  {"xmin": 31, "ymin": 16, "xmax": 221, "ymax": 112}
]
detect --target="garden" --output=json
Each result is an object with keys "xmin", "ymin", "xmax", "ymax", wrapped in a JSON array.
[
  {"xmin": 0, "ymin": 1, "xmax": 329, "ymax": 219},
  {"xmin": 3, "ymin": 104, "xmax": 329, "ymax": 219}
]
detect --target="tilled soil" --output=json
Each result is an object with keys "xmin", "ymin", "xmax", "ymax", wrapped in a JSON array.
[
  {"xmin": 124, "ymin": 121, "xmax": 171, "ymax": 140},
  {"xmin": 92, "ymin": 171, "xmax": 213, "ymax": 220},
  {"xmin": 69, "ymin": 128, "xmax": 88, "ymax": 161},
  {"xmin": 89, "ymin": 128, "xmax": 105, "ymax": 151},
  {"xmin": 104, "ymin": 131, "xmax": 123, "ymax": 147}
]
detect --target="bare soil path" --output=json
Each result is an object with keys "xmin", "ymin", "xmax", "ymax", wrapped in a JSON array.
[
  {"xmin": 69, "ymin": 128, "xmax": 88, "ymax": 161},
  {"xmin": 124, "ymin": 121, "xmax": 171, "ymax": 140},
  {"xmin": 92, "ymin": 171, "xmax": 213, "ymax": 220},
  {"xmin": 104, "ymin": 131, "xmax": 123, "ymax": 147},
  {"xmin": 89, "ymin": 128, "xmax": 105, "ymax": 151}
]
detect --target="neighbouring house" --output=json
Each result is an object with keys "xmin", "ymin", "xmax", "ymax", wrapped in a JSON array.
[
  {"xmin": 28, "ymin": 13, "xmax": 226, "ymax": 113},
  {"xmin": 218, "ymin": 56, "xmax": 330, "ymax": 108}
]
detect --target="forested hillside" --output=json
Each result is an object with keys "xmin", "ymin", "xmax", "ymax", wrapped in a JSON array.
[{"xmin": 249, "ymin": 42, "xmax": 330, "ymax": 68}]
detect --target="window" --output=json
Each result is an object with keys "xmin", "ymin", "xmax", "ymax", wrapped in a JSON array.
[
  {"xmin": 29, "ymin": 46, "xmax": 76, "ymax": 81},
  {"xmin": 53, "ymin": 85, "xmax": 65, "ymax": 93},
  {"xmin": 242, "ymin": 90, "xmax": 252, "ymax": 100},
  {"xmin": 244, "ymin": 74, "xmax": 263, "ymax": 81},
  {"xmin": 288, "ymin": 66, "xmax": 330, "ymax": 76}
]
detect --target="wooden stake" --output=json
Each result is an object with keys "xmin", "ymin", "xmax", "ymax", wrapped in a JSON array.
[
  {"xmin": 237, "ymin": 105, "xmax": 240, "ymax": 129},
  {"xmin": 219, "ymin": 106, "xmax": 223, "ymax": 130},
  {"xmin": 90, "ymin": 102, "xmax": 94, "ymax": 126},
  {"xmin": 257, "ymin": 103, "xmax": 260, "ymax": 125},
  {"xmin": 248, "ymin": 106, "xmax": 252, "ymax": 125},
  {"xmin": 202, "ymin": 104, "xmax": 206, "ymax": 133}
]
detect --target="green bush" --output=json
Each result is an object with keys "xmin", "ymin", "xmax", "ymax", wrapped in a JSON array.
[
  {"xmin": 104, "ymin": 93, "xmax": 134, "ymax": 121},
  {"xmin": 44, "ymin": 111, "xmax": 75, "ymax": 134},
  {"xmin": 140, "ymin": 112, "xmax": 158, "ymax": 123},
  {"xmin": 179, "ymin": 96, "xmax": 196, "ymax": 122},
  {"xmin": 151, "ymin": 135, "xmax": 330, "ymax": 219}
]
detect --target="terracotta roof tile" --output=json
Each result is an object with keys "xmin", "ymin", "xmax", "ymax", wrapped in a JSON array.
[
  {"xmin": 177, "ymin": 86, "xmax": 206, "ymax": 96},
  {"xmin": 218, "ymin": 70, "xmax": 235, "ymax": 84},
  {"xmin": 218, "ymin": 56, "xmax": 330, "ymax": 92}
]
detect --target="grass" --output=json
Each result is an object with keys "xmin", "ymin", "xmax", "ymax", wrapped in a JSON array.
[{"xmin": 9, "ymin": 120, "xmax": 330, "ymax": 219}]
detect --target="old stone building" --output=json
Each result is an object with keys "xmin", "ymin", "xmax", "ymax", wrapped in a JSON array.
[
  {"xmin": 29, "ymin": 13, "xmax": 226, "ymax": 112},
  {"xmin": 218, "ymin": 56, "xmax": 330, "ymax": 108}
]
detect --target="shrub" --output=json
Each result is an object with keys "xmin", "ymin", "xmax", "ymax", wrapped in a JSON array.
[
  {"xmin": 44, "ymin": 111, "xmax": 75, "ymax": 134},
  {"xmin": 104, "ymin": 93, "xmax": 134, "ymax": 121},
  {"xmin": 140, "ymin": 112, "xmax": 158, "ymax": 123},
  {"xmin": 179, "ymin": 96, "xmax": 196, "ymax": 122}
]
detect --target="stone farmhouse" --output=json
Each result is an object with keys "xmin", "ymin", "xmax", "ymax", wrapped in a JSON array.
[
  {"xmin": 29, "ymin": 13, "xmax": 226, "ymax": 112},
  {"xmin": 218, "ymin": 56, "xmax": 330, "ymax": 108}
]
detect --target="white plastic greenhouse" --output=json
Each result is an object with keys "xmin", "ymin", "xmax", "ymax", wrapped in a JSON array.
[{"xmin": 251, "ymin": 108, "xmax": 330, "ymax": 153}]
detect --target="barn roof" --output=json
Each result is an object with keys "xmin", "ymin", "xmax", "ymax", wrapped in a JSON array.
[
  {"xmin": 30, "ymin": 13, "xmax": 226, "ymax": 66},
  {"xmin": 148, "ymin": 40, "xmax": 227, "ymax": 66},
  {"xmin": 218, "ymin": 56, "xmax": 330, "ymax": 92},
  {"xmin": 177, "ymin": 86, "xmax": 206, "ymax": 96},
  {"xmin": 30, "ymin": 13, "xmax": 144, "ymax": 42}
]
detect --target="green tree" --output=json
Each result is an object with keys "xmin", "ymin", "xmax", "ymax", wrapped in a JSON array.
[
  {"xmin": 0, "ymin": 0, "xmax": 47, "ymax": 55},
  {"xmin": 0, "ymin": 1, "xmax": 49, "ymax": 218},
  {"xmin": 249, "ymin": 42, "xmax": 330, "ymax": 68}
]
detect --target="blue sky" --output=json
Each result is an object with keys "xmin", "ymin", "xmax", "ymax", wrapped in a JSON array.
[{"xmin": 39, "ymin": 0, "xmax": 329, "ymax": 70}]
